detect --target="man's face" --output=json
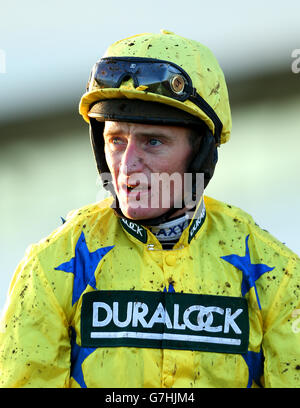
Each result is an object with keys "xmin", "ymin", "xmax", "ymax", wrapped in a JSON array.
[{"xmin": 103, "ymin": 121, "xmax": 193, "ymax": 220}]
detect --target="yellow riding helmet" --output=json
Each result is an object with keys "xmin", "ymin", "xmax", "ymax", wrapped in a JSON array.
[{"xmin": 79, "ymin": 29, "xmax": 231, "ymax": 145}]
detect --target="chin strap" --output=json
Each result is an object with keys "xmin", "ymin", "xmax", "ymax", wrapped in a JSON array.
[{"xmin": 189, "ymin": 127, "xmax": 218, "ymax": 190}]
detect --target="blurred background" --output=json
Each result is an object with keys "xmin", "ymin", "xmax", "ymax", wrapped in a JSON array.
[{"xmin": 1, "ymin": 0, "xmax": 299, "ymax": 312}]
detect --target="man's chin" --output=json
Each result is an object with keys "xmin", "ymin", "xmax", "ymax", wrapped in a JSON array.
[{"xmin": 120, "ymin": 205, "xmax": 168, "ymax": 221}]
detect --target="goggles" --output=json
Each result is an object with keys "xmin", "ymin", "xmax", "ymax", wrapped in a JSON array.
[{"xmin": 87, "ymin": 57, "xmax": 222, "ymax": 144}]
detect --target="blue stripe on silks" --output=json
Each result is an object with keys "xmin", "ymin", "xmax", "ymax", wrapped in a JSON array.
[
  {"xmin": 70, "ymin": 327, "xmax": 97, "ymax": 388},
  {"xmin": 242, "ymin": 348, "xmax": 264, "ymax": 388}
]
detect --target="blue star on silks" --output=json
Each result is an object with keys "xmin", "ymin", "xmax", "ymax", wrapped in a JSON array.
[
  {"xmin": 55, "ymin": 231, "xmax": 114, "ymax": 305},
  {"xmin": 70, "ymin": 327, "xmax": 96, "ymax": 388},
  {"xmin": 221, "ymin": 234, "xmax": 274, "ymax": 309},
  {"xmin": 164, "ymin": 283, "xmax": 175, "ymax": 293}
]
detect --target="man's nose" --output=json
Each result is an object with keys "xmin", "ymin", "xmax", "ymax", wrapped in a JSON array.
[{"xmin": 120, "ymin": 139, "xmax": 144, "ymax": 174}]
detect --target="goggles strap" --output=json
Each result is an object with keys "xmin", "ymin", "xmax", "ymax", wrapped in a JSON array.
[{"xmin": 189, "ymin": 93, "xmax": 223, "ymax": 145}]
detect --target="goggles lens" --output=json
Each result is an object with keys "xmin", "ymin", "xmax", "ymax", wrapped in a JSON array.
[{"xmin": 87, "ymin": 57, "xmax": 193, "ymax": 102}]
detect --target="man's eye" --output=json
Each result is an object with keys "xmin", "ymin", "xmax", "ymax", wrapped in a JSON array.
[
  {"xmin": 149, "ymin": 139, "xmax": 162, "ymax": 146},
  {"xmin": 111, "ymin": 137, "xmax": 124, "ymax": 145}
]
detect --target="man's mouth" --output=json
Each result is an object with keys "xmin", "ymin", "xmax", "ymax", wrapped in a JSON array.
[
  {"xmin": 119, "ymin": 181, "xmax": 151, "ymax": 199},
  {"xmin": 125, "ymin": 183, "xmax": 150, "ymax": 193},
  {"xmin": 127, "ymin": 183, "xmax": 136, "ymax": 192}
]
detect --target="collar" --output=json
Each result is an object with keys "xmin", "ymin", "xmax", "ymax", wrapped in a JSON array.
[
  {"xmin": 119, "ymin": 197, "xmax": 207, "ymax": 249},
  {"xmin": 147, "ymin": 214, "xmax": 189, "ymax": 242}
]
